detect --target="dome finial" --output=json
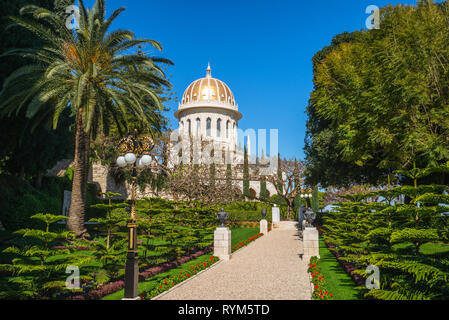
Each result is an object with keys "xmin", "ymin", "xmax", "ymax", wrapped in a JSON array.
[{"xmin": 206, "ymin": 62, "xmax": 211, "ymax": 78}]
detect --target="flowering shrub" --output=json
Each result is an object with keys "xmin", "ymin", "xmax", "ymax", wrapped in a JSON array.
[
  {"xmin": 231, "ymin": 233, "xmax": 263, "ymax": 252},
  {"xmin": 308, "ymin": 256, "xmax": 334, "ymax": 300},
  {"xmin": 138, "ymin": 255, "xmax": 220, "ymax": 300}
]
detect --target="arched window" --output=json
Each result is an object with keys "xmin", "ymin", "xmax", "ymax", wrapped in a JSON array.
[
  {"xmin": 187, "ymin": 119, "xmax": 191, "ymax": 135},
  {"xmin": 206, "ymin": 118, "xmax": 211, "ymax": 137},
  {"xmin": 226, "ymin": 120, "xmax": 230, "ymax": 138},
  {"xmin": 217, "ymin": 119, "xmax": 221, "ymax": 137},
  {"xmin": 196, "ymin": 118, "xmax": 201, "ymax": 136}
]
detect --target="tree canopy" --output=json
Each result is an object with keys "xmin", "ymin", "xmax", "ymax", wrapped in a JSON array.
[{"xmin": 305, "ymin": 0, "xmax": 449, "ymax": 187}]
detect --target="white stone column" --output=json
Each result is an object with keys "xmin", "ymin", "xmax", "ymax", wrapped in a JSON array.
[
  {"xmin": 214, "ymin": 227, "xmax": 231, "ymax": 261},
  {"xmin": 260, "ymin": 219, "xmax": 268, "ymax": 235},
  {"xmin": 272, "ymin": 205, "xmax": 280, "ymax": 229},
  {"xmin": 303, "ymin": 227, "xmax": 320, "ymax": 258}
]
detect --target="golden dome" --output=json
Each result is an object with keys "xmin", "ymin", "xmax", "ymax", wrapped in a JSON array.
[{"xmin": 181, "ymin": 64, "xmax": 236, "ymax": 107}]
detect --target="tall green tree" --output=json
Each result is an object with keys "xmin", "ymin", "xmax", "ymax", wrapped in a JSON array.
[
  {"xmin": 0, "ymin": 0, "xmax": 173, "ymax": 237},
  {"xmin": 260, "ymin": 176, "xmax": 267, "ymax": 201},
  {"xmin": 277, "ymin": 153, "xmax": 284, "ymax": 193},
  {"xmin": 305, "ymin": 0, "xmax": 449, "ymax": 187},
  {"xmin": 243, "ymin": 146, "xmax": 250, "ymax": 198}
]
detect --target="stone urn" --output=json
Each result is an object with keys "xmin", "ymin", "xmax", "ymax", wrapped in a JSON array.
[
  {"xmin": 261, "ymin": 208, "xmax": 267, "ymax": 220},
  {"xmin": 217, "ymin": 208, "xmax": 228, "ymax": 228}
]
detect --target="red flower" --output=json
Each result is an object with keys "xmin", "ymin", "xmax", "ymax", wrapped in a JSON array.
[
  {"xmin": 330, "ymin": 293, "xmax": 333, "ymax": 297},
  {"xmin": 314, "ymin": 286, "xmax": 318, "ymax": 289}
]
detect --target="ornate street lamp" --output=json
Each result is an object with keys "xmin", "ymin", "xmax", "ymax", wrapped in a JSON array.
[
  {"xmin": 300, "ymin": 193, "xmax": 312, "ymax": 209},
  {"xmin": 116, "ymin": 130, "xmax": 154, "ymax": 300}
]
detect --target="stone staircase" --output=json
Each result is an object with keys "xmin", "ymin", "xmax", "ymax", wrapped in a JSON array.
[{"xmin": 272, "ymin": 221, "xmax": 300, "ymax": 230}]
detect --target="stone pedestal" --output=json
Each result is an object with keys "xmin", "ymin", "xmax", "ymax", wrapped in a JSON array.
[
  {"xmin": 260, "ymin": 219, "xmax": 268, "ymax": 235},
  {"xmin": 214, "ymin": 227, "xmax": 231, "ymax": 261},
  {"xmin": 303, "ymin": 227, "xmax": 319, "ymax": 258},
  {"xmin": 272, "ymin": 205, "xmax": 280, "ymax": 229}
]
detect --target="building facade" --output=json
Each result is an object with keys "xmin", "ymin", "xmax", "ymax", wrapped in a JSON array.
[{"xmin": 171, "ymin": 64, "xmax": 277, "ymax": 198}]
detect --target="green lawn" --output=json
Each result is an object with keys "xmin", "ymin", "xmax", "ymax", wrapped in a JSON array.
[
  {"xmin": 231, "ymin": 227, "xmax": 259, "ymax": 248},
  {"xmin": 102, "ymin": 228, "xmax": 261, "ymax": 300},
  {"xmin": 318, "ymin": 238, "xmax": 362, "ymax": 300}
]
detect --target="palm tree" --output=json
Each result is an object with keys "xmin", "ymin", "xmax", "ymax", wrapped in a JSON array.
[{"xmin": 0, "ymin": 0, "xmax": 173, "ymax": 237}]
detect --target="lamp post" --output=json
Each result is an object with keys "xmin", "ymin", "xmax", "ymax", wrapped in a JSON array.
[
  {"xmin": 300, "ymin": 193, "xmax": 312, "ymax": 210},
  {"xmin": 116, "ymin": 130, "xmax": 154, "ymax": 300}
]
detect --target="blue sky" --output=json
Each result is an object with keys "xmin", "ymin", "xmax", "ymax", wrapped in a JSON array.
[{"xmin": 82, "ymin": 0, "xmax": 420, "ymax": 159}]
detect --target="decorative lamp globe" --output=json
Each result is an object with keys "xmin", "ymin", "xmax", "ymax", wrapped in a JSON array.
[
  {"xmin": 136, "ymin": 158, "xmax": 144, "ymax": 169},
  {"xmin": 141, "ymin": 155, "xmax": 152, "ymax": 166},
  {"xmin": 125, "ymin": 153, "xmax": 136, "ymax": 164},
  {"xmin": 116, "ymin": 156, "xmax": 127, "ymax": 167}
]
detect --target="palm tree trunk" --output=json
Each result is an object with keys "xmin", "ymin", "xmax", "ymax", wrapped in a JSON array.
[{"xmin": 67, "ymin": 108, "xmax": 88, "ymax": 237}]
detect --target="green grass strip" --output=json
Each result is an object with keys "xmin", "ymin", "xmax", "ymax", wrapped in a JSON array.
[{"xmin": 318, "ymin": 237, "xmax": 362, "ymax": 300}]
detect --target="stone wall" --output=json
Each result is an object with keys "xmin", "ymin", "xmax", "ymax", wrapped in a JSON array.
[{"xmin": 48, "ymin": 159, "xmax": 277, "ymax": 201}]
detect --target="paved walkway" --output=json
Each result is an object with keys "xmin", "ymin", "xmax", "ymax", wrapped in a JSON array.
[{"xmin": 154, "ymin": 229, "xmax": 311, "ymax": 300}]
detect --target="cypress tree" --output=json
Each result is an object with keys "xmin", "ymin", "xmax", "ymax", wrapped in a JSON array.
[
  {"xmin": 226, "ymin": 163, "xmax": 232, "ymax": 189},
  {"xmin": 277, "ymin": 153, "xmax": 283, "ymax": 193},
  {"xmin": 260, "ymin": 176, "xmax": 267, "ymax": 201},
  {"xmin": 209, "ymin": 163, "xmax": 215, "ymax": 187},
  {"xmin": 243, "ymin": 146, "xmax": 250, "ymax": 198}
]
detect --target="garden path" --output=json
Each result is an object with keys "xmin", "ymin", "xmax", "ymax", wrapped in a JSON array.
[{"xmin": 154, "ymin": 229, "xmax": 311, "ymax": 300}]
